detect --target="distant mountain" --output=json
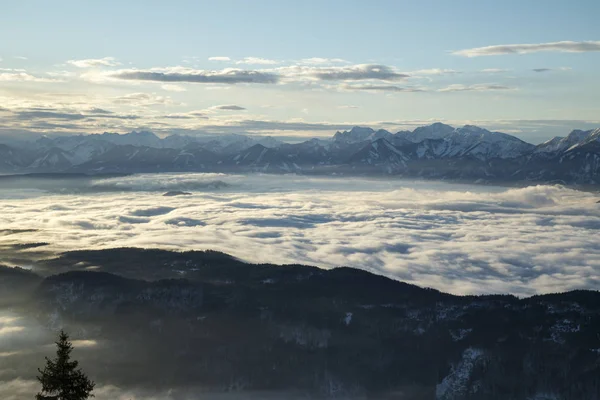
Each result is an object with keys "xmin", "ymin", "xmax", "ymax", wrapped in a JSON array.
[
  {"xmin": 2, "ymin": 123, "xmax": 600, "ymax": 185},
  {"xmin": 91, "ymin": 130, "xmax": 164, "ymax": 148}
]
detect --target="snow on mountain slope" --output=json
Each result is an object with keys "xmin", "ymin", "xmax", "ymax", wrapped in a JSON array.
[
  {"xmin": 0, "ymin": 144, "xmax": 33, "ymax": 171},
  {"xmin": 347, "ymin": 138, "xmax": 409, "ymax": 171},
  {"xmin": 396, "ymin": 124, "xmax": 534, "ymax": 160},
  {"xmin": 450, "ymin": 125, "xmax": 535, "ymax": 159},
  {"xmin": 535, "ymin": 129, "xmax": 596, "ymax": 154},
  {"xmin": 92, "ymin": 131, "xmax": 164, "ymax": 148},
  {"xmin": 398, "ymin": 122, "xmax": 455, "ymax": 143},
  {"xmin": 29, "ymin": 147, "xmax": 75, "ymax": 170},
  {"xmin": 333, "ymin": 127, "xmax": 394, "ymax": 144}
]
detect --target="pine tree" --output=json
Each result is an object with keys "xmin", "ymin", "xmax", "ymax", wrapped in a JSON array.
[{"xmin": 36, "ymin": 330, "xmax": 95, "ymax": 400}]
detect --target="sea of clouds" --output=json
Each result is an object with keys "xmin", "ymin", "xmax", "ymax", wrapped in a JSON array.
[{"xmin": 1, "ymin": 173, "xmax": 599, "ymax": 296}]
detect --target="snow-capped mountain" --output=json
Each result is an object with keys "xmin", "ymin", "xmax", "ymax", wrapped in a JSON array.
[
  {"xmin": 398, "ymin": 124, "xmax": 535, "ymax": 160},
  {"xmin": 92, "ymin": 131, "xmax": 164, "ymax": 148},
  {"xmin": 347, "ymin": 138, "xmax": 409, "ymax": 171},
  {"xmin": 400, "ymin": 122, "xmax": 456, "ymax": 143},
  {"xmin": 2, "ymin": 123, "xmax": 600, "ymax": 185},
  {"xmin": 534, "ymin": 129, "xmax": 596, "ymax": 154},
  {"xmin": 333, "ymin": 127, "xmax": 394, "ymax": 144}
]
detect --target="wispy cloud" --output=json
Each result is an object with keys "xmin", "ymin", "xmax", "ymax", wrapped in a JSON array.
[
  {"xmin": 453, "ymin": 40, "xmax": 600, "ymax": 57},
  {"xmin": 110, "ymin": 68, "xmax": 279, "ymax": 84},
  {"xmin": 208, "ymin": 56, "xmax": 231, "ymax": 62},
  {"xmin": 438, "ymin": 84, "xmax": 515, "ymax": 92},
  {"xmin": 341, "ymin": 83, "xmax": 424, "ymax": 92},
  {"xmin": 161, "ymin": 84, "xmax": 187, "ymax": 92},
  {"xmin": 299, "ymin": 57, "xmax": 348, "ymax": 65},
  {"xmin": 410, "ymin": 68, "xmax": 461, "ymax": 76},
  {"xmin": 236, "ymin": 57, "xmax": 280, "ymax": 65},
  {"xmin": 67, "ymin": 57, "xmax": 120, "ymax": 68},
  {"xmin": 309, "ymin": 64, "xmax": 408, "ymax": 81},
  {"xmin": 210, "ymin": 105, "xmax": 246, "ymax": 111},
  {"xmin": 112, "ymin": 92, "xmax": 176, "ymax": 106},
  {"xmin": 532, "ymin": 67, "xmax": 572, "ymax": 73},
  {"xmin": 481, "ymin": 68, "xmax": 511, "ymax": 73},
  {"xmin": 0, "ymin": 72, "xmax": 59, "ymax": 83}
]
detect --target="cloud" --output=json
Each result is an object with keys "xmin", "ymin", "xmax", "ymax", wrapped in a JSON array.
[
  {"xmin": 341, "ymin": 83, "xmax": 424, "ymax": 92},
  {"xmin": 532, "ymin": 67, "xmax": 572, "ymax": 73},
  {"xmin": 337, "ymin": 105, "xmax": 360, "ymax": 109},
  {"xmin": 1, "ymin": 175, "xmax": 599, "ymax": 296},
  {"xmin": 453, "ymin": 40, "xmax": 600, "ymax": 57},
  {"xmin": 6, "ymin": 108, "xmax": 139, "ymax": 123},
  {"xmin": 110, "ymin": 68, "xmax": 279, "ymax": 84},
  {"xmin": 67, "ymin": 57, "xmax": 120, "ymax": 68},
  {"xmin": 438, "ymin": 84, "xmax": 515, "ymax": 92},
  {"xmin": 410, "ymin": 68, "xmax": 461, "ymax": 76},
  {"xmin": 308, "ymin": 64, "xmax": 408, "ymax": 81},
  {"xmin": 208, "ymin": 56, "xmax": 231, "ymax": 62},
  {"xmin": 0, "ymin": 73, "xmax": 59, "ymax": 83},
  {"xmin": 210, "ymin": 105, "xmax": 246, "ymax": 111},
  {"xmin": 14, "ymin": 110, "xmax": 87, "ymax": 121},
  {"xmin": 480, "ymin": 68, "xmax": 511, "ymax": 73},
  {"xmin": 299, "ymin": 58, "xmax": 348, "ymax": 65},
  {"xmin": 0, "ymin": 326, "xmax": 24, "ymax": 335},
  {"xmin": 160, "ymin": 84, "xmax": 187, "ymax": 92},
  {"xmin": 112, "ymin": 93, "xmax": 175, "ymax": 106},
  {"xmin": 236, "ymin": 57, "xmax": 280, "ymax": 65}
]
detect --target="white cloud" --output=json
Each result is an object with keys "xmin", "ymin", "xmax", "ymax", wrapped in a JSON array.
[
  {"xmin": 0, "ymin": 72, "xmax": 59, "ymax": 83},
  {"xmin": 299, "ymin": 58, "xmax": 348, "ymax": 65},
  {"xmin": 160, "ymin": 84, "xmax": 187, "ymax": 92},
  {"xmin": 112, "ymin": 92, "xmax": 175, "ymax": 106},
  {"xmin": 341, "ymin": 83, "xmax": 424, "ymax": 92},
  {"xmin": 208, "ymin": 56, "xmax": 231, "ymax": 62},
  {"xmin": 236, "ymin": 57, "xmax": 280, "ymax": 65},
  {"xmin": 438, "ymin": 84, "xmax": 515, "ymax": 92},
  {"xmin": 453, "ymin": 40, "xmax": 600, "ymax": 57},
  {"xmin": 67, "ymin": 57, "xmax": 121, "ymax": 68},
  {"xmin": 1, "ymin": 174, "xmax": 599, "ymax": 296},
  {"xmin": 480, "ymin": 68, "xmax": 511, "ymax": 73},
  {"xmin": 410, "ymin": 68, "xmax": 461, "ymax": 75}
]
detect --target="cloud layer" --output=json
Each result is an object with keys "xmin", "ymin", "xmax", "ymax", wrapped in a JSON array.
[
  {"xmin": 454, "ymin": 40, "xmax": 600, "ymax": 57},
  {"xmin": 1, "ymin": 174, "xmax": 599, "ymax": 296},
  {"xmin": 111, "ymin": 68, "xmax": 279, "ymax": 84}
]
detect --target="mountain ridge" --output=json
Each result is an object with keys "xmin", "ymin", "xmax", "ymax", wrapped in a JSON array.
[
  {"xmin": 3, "ymin": 247, "xmax": 600, "ymax": 399},
  {"xmin": 1, "ymin": 123, "xmax": 600, "ymax": 185}
]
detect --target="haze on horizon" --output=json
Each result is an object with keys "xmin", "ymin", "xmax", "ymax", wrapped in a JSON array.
[{"xmin": 1, "ymin": 0, "xmax": 600, "ymax": 144}]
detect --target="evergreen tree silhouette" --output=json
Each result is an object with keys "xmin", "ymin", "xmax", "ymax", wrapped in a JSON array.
[{"xmin": 36, "ymin": 330, "xmax": 95, "ymax": 400}]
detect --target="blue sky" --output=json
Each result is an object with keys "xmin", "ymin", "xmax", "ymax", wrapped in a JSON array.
[{"xmin": 1, "ymin": 0, "xmax": 599, "ymax": 143}]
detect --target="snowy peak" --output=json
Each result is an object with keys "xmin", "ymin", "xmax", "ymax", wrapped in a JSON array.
[
  {"xmin": 401, "ymin": 122, "xmax": 455, "ymax": 143},
  {"xmin": 348, "ymin": 138, "xmax": 409, "ymax": 168},
  {"xmin": 333, "ymin": 126, "xmax": 376, "ymax": 144},
  {"xmin": 535, "ymin": 128, "xmax": 600, "ymax": 154},
  {"xmin": 94, "ymin": 131, "xmax": 163, "ymax": 148},
  {"xmin": 393, "ymin": 123, "xmax": 533, "ymax": 159}
]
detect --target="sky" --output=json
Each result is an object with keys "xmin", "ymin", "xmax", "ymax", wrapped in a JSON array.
[{"xmin": 1, "ymin": 0, "xmax": 599, "ymax": 143}]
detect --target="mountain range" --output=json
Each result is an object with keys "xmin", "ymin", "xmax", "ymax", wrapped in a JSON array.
[{"xmin": 2, "ymin": 123, "xmax": 600, "ymax": 185}]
